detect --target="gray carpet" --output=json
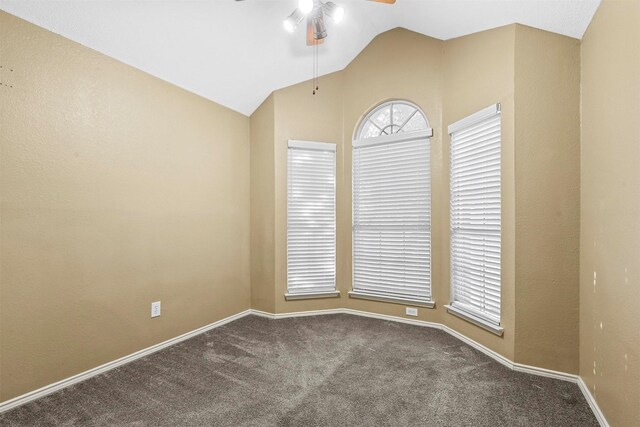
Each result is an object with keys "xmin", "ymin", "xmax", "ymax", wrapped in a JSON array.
[{"xmin": 0, "ymin": 314, "xmax": 597, "ymax": 426}]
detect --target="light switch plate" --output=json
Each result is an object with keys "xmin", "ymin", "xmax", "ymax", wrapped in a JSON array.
[{"xmin": 151, "ymin": 301, "xmax": 161, "ymax": 318}]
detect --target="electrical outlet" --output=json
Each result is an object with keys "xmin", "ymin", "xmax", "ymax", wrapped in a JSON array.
[
  {"xmin": 151, "ymin": 301, "xmax": 161, "ymax": 318},
  {"xmin": 406, "ymin": 307, "xmax": 418, "ymax": 317}
]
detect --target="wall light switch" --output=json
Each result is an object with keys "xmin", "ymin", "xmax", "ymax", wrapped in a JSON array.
[
  {"xmin": 406, "ymin": 307, "xmax": 418, "ymax": 317},
  {"xmin": 151, "ymin": 301, "xmax": 161, "ymax": 318}
]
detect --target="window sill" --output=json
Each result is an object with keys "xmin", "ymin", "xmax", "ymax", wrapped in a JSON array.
[
  {"xmin": 348, "ymin": 291, "xmax": 435, "ymax": 309},
  {"xmin": 444, "ymin": 304, "xmax": 504, "ymax": 336},
  {"xmin": 284, "ymin": 291, "xmax": 341, "ymax": 301}
]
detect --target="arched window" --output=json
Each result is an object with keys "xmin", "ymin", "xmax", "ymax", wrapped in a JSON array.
[
  {"xmin": 351, "ymin": 100, "xmax": 433, "ymax": 306},
  {"xmin": 356, "ymin": 100, "xmax": 429, "ymax": 140}
]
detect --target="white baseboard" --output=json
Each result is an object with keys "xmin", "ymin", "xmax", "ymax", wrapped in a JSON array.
[
  {"xmin": 0, "ymin": 307, "xmax": 609, "ymax": 427},
  {"xmin": 253, "ymin": 308, "xmax": 576, "ymax": 380},
  {"xmin": 342, "ymin": 308, "xmax": 443, "ymax": 330},
  {"xmin": 512, "ymin": 362, "xmax": 579, "ymax": 383},
  {"xmin": 577, "ymin": 376, "xmax": 610, "ymax": 427},
  {"xmin": 0, "ymin": 309, "xmax": 253, "ymax": 414},
  {"xmin": 250, "ymin": 308, "xmax": 344, "ymax": 319},
  {"xmin": 441, "ymin": 324, "xmax": 515, "ymax": 370}
]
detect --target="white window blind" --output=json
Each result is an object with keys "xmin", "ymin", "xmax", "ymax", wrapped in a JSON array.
[
  {"xmin": 287, "ymin": 140, "xmax": 337, "ymax": 297},
  {"xmin": 352, "ymin": 130, "xmax": 433, "ymax": 305},
  {"xmin": 448, "ymin": 104, "xmax": 501, "ymax": 327}
]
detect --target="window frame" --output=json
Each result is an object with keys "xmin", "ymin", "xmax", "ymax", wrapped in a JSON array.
[
  {"xmin": 285, "ymin": 139, "xmax": 340, "ymax": 301},
  {"xmin": 350, "ymin": 100, "xmax": 435, "ymax": 308},
  {"xmin": 445, "ymin": 103, "xmax": 504, "ymax": 336}
]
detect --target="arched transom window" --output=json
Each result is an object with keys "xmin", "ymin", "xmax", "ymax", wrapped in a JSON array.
[{"xmin": 356, "ymin": 101, "xmax": 429, "ymax": 140}]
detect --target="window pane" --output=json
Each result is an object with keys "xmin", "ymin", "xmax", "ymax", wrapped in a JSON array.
[
  {"xmin": 287, "ymin": 143, "xmax": 337, "ymax": 295},
  {"xmin": 392, "ymin": 103, "xmax": 416, "ymax": 129},
  {"xmin": 353, "ymin": 137, "xmax": 432, "ymax": 302},
  {"xmin": 450, "ymin": 107, "xmax": 501, "ymax": 325},
  {"xmin": 370, "ymin": 105, "xmax": 392, "ymax": 129},
  {"xmin": 361, "ymin": 121, "xmax": 382, "ymax": 139},
  {"xmin": 401, "ymin": 112, "xmax": 429, "ymax": 132}
]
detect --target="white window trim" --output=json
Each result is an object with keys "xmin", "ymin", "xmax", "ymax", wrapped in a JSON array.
[
  {"xmin": 285, "ymin": 291, "xmax": 340, "ymax": 301},
  {"xmin": 288, "ymin": 140, "xmax": 337, "ymax": 152},
  {"xmin": 444, "ymin": 304, "xmax": 504, "ymax": 336},
  {"xmin": 448, "ymin": 103, "xmax": 501, "ymax": 134},
  {"xmin": 447, "ymin": 103, "xmax": 503, "ymax": 334},
  {"xmin": 353, "ymin": 128, "xmax": 433, "ymax": 148},
  {"xmin": 348, "ymin": 291, "xmax": 435, "ymax": 308},
  {"xmin": 286, "ymin": 139, "xmax": 338, "ymax": 300}
]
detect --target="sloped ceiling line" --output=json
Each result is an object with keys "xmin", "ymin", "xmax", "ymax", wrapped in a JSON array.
[{"xmin": 0, "ymin": 0, "xmax": 600, "ymax": 115}]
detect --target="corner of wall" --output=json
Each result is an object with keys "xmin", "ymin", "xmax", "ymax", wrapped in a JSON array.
[
  {"xmin": 249, "ymin": 94, "xmax": 277, "ymax": 313},
  {"xmin": 513, "ymin": 23, "xmax": 581, "ymax": 374}
]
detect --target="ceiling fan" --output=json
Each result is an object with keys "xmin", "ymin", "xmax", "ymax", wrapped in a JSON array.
[{"xmin": 236, "ymin": 0, "xmax": 396, "ymax": 46}]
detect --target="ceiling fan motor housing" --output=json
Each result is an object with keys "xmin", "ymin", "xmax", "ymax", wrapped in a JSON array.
[{"xmin": 312, "ymin": 12, "xmax": 328, "ymax": 40}]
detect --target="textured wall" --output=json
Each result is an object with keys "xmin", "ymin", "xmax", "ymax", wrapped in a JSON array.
[
  {"xmin": 0, "ymin": 11, "xmax": 251, "ymax": 402},
  {"xmin": 250, "ymin": 94, "xmax": 276, "ymax": 313},
  {"xmin": 580, "ymin": 0, "xmax": 640, "ymax": 424},
  {"xmin": 513, "ymin": 25, "xmax": 581, "ymax": 374}
]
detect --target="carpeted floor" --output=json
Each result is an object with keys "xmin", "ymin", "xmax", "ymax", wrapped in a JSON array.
[{"xmin": 0, "ymin": 314, "xmax": 597, "ymax": 426}]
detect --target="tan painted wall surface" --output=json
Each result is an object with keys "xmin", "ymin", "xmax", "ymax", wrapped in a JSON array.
[
  {"xmin": 0, "ymin": 12, "xmax": 251, "ymax": 402},
  {"xmin": 250, "ymin": 95, "xmax": 276, "ymax": 313},
  {"xmin": 580, "ymin": 0, "xmax": 640, "ymax": 424},
  {"xmin": 513, "ymin": 26, "xmax": 581, "ymax": 374},
  {"xmin": 441, "ymin": 25, "xmax": 517, "ymax": 360}
]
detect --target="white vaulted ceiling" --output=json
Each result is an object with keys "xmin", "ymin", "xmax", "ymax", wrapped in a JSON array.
[{"xmin": 0, "ymin": 0, "xmax": 600, "ymax": 115}]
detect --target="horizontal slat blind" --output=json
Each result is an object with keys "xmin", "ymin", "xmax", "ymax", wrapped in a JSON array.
[
  {"xmin": 353, "ymin": 137, "xmax": 431, "ymax": 302},
  {"xmin": 287, "ymin": 141, "xmax": 336, "ymax": 295},
  {"xmin": 449, "ymin": 106, "xmax": 501, "ymax": 325}
]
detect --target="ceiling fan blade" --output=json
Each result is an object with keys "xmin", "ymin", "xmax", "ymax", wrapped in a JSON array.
[
  {"xmin": 306, "ymin": 18, "xmax": 325, "ymax": 46},
  {"xmin": 367, "ymin": 0, "xmax": 396, "ymax": 3}
]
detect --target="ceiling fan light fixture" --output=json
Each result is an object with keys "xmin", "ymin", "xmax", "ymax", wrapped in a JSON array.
[
  {"xmin": 323, "ymin": 2, "xmax": 344, "ymax": 23},
  {"xmin": 298, "ymin": 0, "xmax": 314, "ymax": 15},
  {"xmin": 283, "ymin": 8, "xmax": 304, "ymax": 32},
  {"xmin": 312, "ymin": 14, "xmax": 328, "ymax": 40}
]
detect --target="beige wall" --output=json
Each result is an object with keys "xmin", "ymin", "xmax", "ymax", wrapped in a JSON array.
[
  {"xmin": 580, "ymin": 0, "xmax": 640, "ymax": 425},
  {"xmin": 0, "ymin": 12, "xmax": 251, "ymax": 402},
  {"xmin": 442, "ymin": 25, "xmax": 517, "ymax": 361},
  {"xmin": 513, "ymin": 25, "xmax": 581, "ymax": 373},
  {"xmin": 250, "ymin": 95, "xmax": 276, "ymax": 313}
]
